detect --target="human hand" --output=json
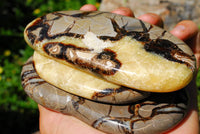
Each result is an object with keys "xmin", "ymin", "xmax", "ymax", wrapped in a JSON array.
[{"xmin": 39, "ymin": 4, "xmax": 200, "ymax": 134}]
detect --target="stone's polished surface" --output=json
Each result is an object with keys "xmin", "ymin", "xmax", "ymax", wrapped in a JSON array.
[
  {"xmin": 22, "ymin": 10, "xmax": 194, "ymax": 134},
  {"xmin": 21, "ymin": 57, "xmax": 189, "ymax": 134},
  {"xmin": 33, "ymin": 51, "xmax": 149, "ymax": 104},
  {"xmin": 24, "ymin": 10, "xmax": 195, "ymax": 92}
]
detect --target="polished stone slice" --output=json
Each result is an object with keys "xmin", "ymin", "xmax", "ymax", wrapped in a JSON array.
[
  {"xmin": 21, "ymin": 57, "xmax": 189, "ymax": 134},
  {"xmin": 24, "ymin": 10, "xmax": 195, "ymax": 92},
  {"xmin": 33, "ymin": 52, "xmax": 148, "ymax": 104}
]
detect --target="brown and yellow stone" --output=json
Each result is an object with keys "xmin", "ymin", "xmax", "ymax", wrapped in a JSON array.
[
  {"xmin": 21, "ymin": 57, "xmax": 189, "ymax": 134},
  {"xmin": 24, "ymin": 11, "xmax": 195, "ymax": 92},
  {"xmin": 22, "ymin": 10, "xmax": 195, "ymax": 134},
  {"xmin": 33, "ymin": 51, "xmax": 148, "ymax": 104}
]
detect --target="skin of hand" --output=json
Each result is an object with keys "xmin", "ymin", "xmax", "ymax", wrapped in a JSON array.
[{"xmin": 38, "ymin": 4, "xmax": 200, "ymax": 134}]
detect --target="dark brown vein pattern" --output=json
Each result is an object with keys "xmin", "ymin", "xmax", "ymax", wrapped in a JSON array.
[
  {"xmin": 24, "ymin": 10, "xmax": 195, "ymax": 71},
  {"xmin": 23, "ymin": 10, "xmax": 196, "ymax": 93},
  {"xmin": 21, "ymin": 57, "xmax": 189, "ymax": 134}
]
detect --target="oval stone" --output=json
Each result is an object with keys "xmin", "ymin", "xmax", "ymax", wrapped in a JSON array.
[
  {"xmin": 33, "ymin": 51, "xmax": 148, "ymax": 104},
  {"xmin": 24, "ymin": 10, "xmax": 195, "ymax": 92},
  {"xmin": 21, "ymin": 57, "xmax": 189, "ymax": 134}
]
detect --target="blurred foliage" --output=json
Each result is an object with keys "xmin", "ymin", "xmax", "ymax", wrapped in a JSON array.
[
  {"xmin": 0, "ymin": 0, "xmax": 100, "ymax": 114},
  {"xmin": 0, "ymin": 46, "xmax": 35, "ymax": 112},
  {"xmin": 0, "ymin": 0, "xmax": 100, "ymax": 37},
  {"xmin": 197, "ymin": 68, "xmax": 200, "ymax": 87}
]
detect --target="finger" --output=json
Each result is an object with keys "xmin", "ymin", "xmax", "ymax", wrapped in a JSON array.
[
  {"xmin": 38, "ymin": 105, "xmax": 105, "ymax": 134},
  {"xmin": 39, "ymin": 105, "xmax": 63, "ymax": 134},
  {"xmin": 163, "ymin": 78, "xmax": 199, "ymax": 134},
  {"xmin": 111, "ymin": 7, "xmax": 134, "ymax": 17},
  {"xmin": 186, "ymin": 32, "xmax": 200, "ymax": 69},
  {"xmin": 164, "ymin": 110, "xmax": 199, "ymax": 134},
  {"xmin": 170, "ymin": 20, "xmax": 200, "ymax": 69},
  {"xmin": 80, "ymin": 4, "xmax": 97, "ymax": 11},
  {"xmin": 170, "ymin": 20, "xmax": 198, "ymax": 41},
  {"xmin": 170, "ymin": 20, "xmax": 199, "ymax": 68},
  {"xmin": 137, "ymin": 13, "xmax": 163, "ymax": 28},
  {"xmin": 195, "ymin": 34, "xmax": 200, "ymax": 68}
]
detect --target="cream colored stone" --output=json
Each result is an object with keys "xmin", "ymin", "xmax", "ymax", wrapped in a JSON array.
[
  {"xmin": 34, "ymin": 51, "xmax": 119, "ymax": 99},
  {"xmin": 34, "ymin": 52, "xmax": 148, "ymax": 103},
  {"xmin": 103, "ymin": 37, "xmax": 193, "ymax": 92},
  {"xmin": 25, "ymin": 11, "xmax": 195, "ymax": 92}
]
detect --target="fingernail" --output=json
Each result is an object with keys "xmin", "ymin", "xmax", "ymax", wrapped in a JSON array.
[
  {"xmin": 192, "ymin": 32, "xmax": 200, "ymax": 69},
  {"xmin": 111, "ymin": 7, "xmax": 134, "ymax": 17},
  {"xmin": 170, "ymin": 25, "xmax": 186, "ymax": 40},
  {"xmin": 173, "ymin": 25, "xmax": 186, "ymax": 32}
]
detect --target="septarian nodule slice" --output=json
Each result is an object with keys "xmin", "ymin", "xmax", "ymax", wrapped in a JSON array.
[
  {"xmin": 21, "ymin": 57, "xmax": 189, "ymax": 134},
  {"xmin": 24, "ymin": 10, "xmax": 196, "ymax": 92},
  {"xmin": 34, "ymin": 51, "xmax": 148, "ymax": 104}
]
